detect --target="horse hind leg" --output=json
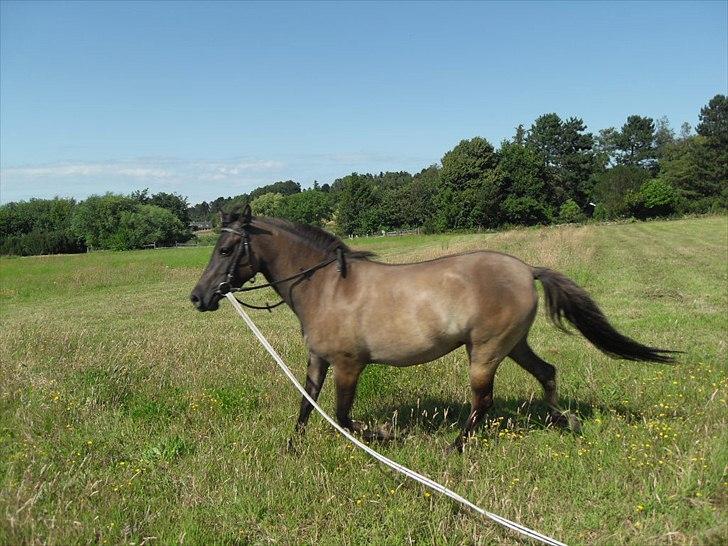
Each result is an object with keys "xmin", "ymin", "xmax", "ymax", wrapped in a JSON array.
[{"xmin": 508, "ymin": 339, "xmax": 581, "ymax": 432}]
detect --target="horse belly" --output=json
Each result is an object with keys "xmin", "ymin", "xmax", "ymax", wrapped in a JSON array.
[
  {"xmin": 364, "ymin": 306, "xmax": 468, "ymax": 366},
  {"xmin": 369, "ymin": 338, "xmax": 463, "ymax": 367}
]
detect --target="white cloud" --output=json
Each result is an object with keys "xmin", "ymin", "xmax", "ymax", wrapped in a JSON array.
[
  {"xmin": 1, "ymin": 162, "xmax": 175, "ymax": 180},
  {"xmin": 0, "ymin": 151, "xmax": 432, "ymax": 204}
]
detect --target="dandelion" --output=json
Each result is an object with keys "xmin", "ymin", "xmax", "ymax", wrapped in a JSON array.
[
  {"xmin": 635, "ymin": 505, "xmax": 644, "ymax": 512},
  {"xmin": 424, "ymin": 492, "xmax": 431, "ymax": 498}
]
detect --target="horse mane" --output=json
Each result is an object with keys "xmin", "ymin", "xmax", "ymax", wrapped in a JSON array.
[{"xmin": 256, "ymin": 217, "xmax": 376, "ymax": 260}]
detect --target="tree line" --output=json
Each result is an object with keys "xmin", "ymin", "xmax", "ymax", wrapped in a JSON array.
[
  {"xmin": 189, "ymin": 94, "xmax": 726, "ymax": 235},
  {"xmin": 1, "ymin": 94, "xmax": 725, "ymax": 255},
  {"xmin": 0, "ymin": 191, "xmax": 191, "ymax": 255}
]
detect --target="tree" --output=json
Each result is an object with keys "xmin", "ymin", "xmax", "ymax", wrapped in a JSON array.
[
  {"xmin": 70, "ymin": 193, "xmax": 190, "ymax": 250},
  {"xmin": 594, "ymin": 127, "xmax": 619, "ymax": 168},
  {"xmin": 249, "ymin": 180, "xmax": 301, "ymax": 201},
  {"xmin": 0, "ymin": 197, "xmax": 77, "ymax": 238},
  {"xmin": 71, "ymin": 194, "xmax": 139, "ymax": 249},
  {"xmin": 336, "ymin": 173, "xmax": 381, "ymax": 235},
  {"xmin": 437, "ymin": 137, "xmax": 498, "ymax": 229},
  {"xmin": 493, "ymin": 142, "xmax": 555, "ymax": 226},
  {"xmin": 406, "ymin": 166, "xmax": 439, "ymax": 230},
  {"xmin": 660, "ymin": 135, "xmax": 727, "ymax": 212},
  {"xmin": 149, "ymin": 192, "xmax": 190, "ymax": 226},
  {"xmin": 695, "ymin": 94, "xmax": 728, "ymax": 192},
  {"xmin": 697, "ymin": 94, "xmax": 728, "ymax": 146},
  {"xmin": 440, "ymin": 137, "xmax": 497, "ymax": 190},
  {"xmin": 654, "ymin": 116, "xmax": 676, "ymax": 160},
  {"xmin": 115, "ymin": 205, "xmax": 188, "ymax": 249},
  {"xmin": 525, "ymin": 114, "xmax": 598, "ymax": 205},
  {"xmin": 679, "ymin": 122, "xmax": 693, "ymax": 141},
  {"xmin": 0, "ymin": 197, "xmax": 83, "ymax": 255},
  {"xmin": 513, "ymin": 124, "xmax": 526, "ymax": 145},
  {"xmin": 614, "ymin": 115, "xmax": 657, "ymax": 170},
  {"xmin": 279, "ymin": 190, "xmax": 333, "ymax": 226},
  {"xmin": 130, "ymin": 188, "xmax": 151, "ymax": 203},
  {"xmin": 590, "ymin": 165, "xmax": 651, "ymax": 218},
  {"xmin": 250, "ymin": 192, "xmax": 284, "ymax": 217}
]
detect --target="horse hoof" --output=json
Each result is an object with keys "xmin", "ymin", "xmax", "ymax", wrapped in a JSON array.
[
  {"xmin": 361, "ymin": 425, "xmax": 393, "ymax": 442},
  {"xmin": 285, "ymin": 437, "xmax": 298, "ymax": 454},
  {"xmin": 445, "ymin": 438, "xmax": 465, "ymax": 455},
  {"xmin": 566, "ymin": 414, "xmax": 582, "ymax": 434},
  {"xmin": 550, "ymin": 412, "xmax": 582, "ymax": 434}
]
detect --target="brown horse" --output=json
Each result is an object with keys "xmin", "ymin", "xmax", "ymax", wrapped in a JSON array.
[{"xmin": 191, "ymin": 205, "xmax": 675, "ymax": 451}]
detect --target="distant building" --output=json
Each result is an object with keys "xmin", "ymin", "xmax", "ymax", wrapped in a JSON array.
[{"xmin": 190, "ymin": 221, "xmax": 213, "ymax": 230}]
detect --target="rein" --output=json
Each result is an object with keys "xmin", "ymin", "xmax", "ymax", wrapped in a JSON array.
[{"xmin": 216, "ymin": 226, "xmax": 343, "ymax": 312}]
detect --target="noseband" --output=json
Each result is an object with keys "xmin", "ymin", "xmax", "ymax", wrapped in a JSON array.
[{"xmin": 215, "ymin": 225, "xmax": 346, "ymax": 311}]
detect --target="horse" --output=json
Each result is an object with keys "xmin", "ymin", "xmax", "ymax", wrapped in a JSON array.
[{"xmin": 190, "ymin": 205, "xmax": 675, "ymax": 451}]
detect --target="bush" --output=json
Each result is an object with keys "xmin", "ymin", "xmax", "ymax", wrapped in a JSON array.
[
  {"xmin": 501, "ymin": 195, "xmax": 553, "ymax": 226},
  {"xmin": 591, "ymin": 165, "xmax": 651, "ymax": 218},
  {"xmin": 279, "ymin": 190, "xmax": 333, "ymax": 226},
  {"xmin": 71, "ymin": 194, "xmax": 190, "ymax": 250},
  {"xmin": 250, "ymin": 193, "xmax": 284, "ymax": 217},
  {"xmin": 627, "ymin": 179, "xmax": 680, "ymax": 219},
  {"xmin": 557, "ymin": 199, "xmax": 586, "ymax": 224},
  {"xmin": 113, "ymin": 205, "xmax": 189, "ymax": 250},
  {"xmin": 0, "ymin": 198, "xmax": 82, "ymax": 255},
  {"xmin": 0, "ymin": 230, "xmax": 85, "ymax": 256}
]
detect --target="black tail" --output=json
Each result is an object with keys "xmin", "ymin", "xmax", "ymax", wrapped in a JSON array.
[{"xmin": 533, "ymin": 267, "xmax": 677, "ymax": 363}]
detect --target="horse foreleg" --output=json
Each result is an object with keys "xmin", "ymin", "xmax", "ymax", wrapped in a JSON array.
[
  {"xmin": 333, "ymin": 359, "xmax": 366, "ymax": 432},
  {"xmin": 294, "ymin": 352, "xmax": 330, "ymax": 434}
]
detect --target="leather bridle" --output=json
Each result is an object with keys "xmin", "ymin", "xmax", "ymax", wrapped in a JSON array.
[
  {"xmin": 214, "ymin": 224, "xmax": 344, "ymax": 311},
  {"xmin": 216, "ymin": 226, "xmax": 254, "ymax": 296}
]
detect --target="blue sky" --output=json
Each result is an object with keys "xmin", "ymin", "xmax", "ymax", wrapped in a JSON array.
[{"xmin": 1, "ymin": 1, "xmax": 726, "ymax": 204}]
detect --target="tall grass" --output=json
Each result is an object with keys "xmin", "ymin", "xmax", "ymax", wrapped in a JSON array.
[{"xmin": 1, "ymin": 216, "xmax": 726, "ymax": 545}]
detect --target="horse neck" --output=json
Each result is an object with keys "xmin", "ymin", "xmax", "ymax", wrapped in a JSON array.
[{"xmin": 252, "ymin": 224, "xmax": 332, "ymax": 306}]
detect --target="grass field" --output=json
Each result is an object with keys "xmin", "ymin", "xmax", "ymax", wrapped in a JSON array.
[{"xmin": 1, "ymin": 216, "xmax": 726, "ymax": 545}]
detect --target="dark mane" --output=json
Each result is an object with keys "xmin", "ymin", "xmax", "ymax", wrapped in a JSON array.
[{"xmin": 256, "ymin": 217, "xmax": 375, "ymax": 260}]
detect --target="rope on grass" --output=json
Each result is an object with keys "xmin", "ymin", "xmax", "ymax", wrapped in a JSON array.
[{"xmin": 224, "ymin": 293, "xmax": 567, "ymax": 546}]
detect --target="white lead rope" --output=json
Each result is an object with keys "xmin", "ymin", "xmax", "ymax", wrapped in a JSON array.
[{"xmin": 225, "ymin": 293, "xmax": 567, "ymax": 546}]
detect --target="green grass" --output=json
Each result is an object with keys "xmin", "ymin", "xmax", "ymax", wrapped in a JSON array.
[{"xmin": 1, "ymin": 216, "xmax": 726, "ymax": 545}]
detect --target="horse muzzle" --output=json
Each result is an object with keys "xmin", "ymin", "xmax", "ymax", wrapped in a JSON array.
[{"xmin": 190, "ymin": 289, "xmax": 221, "ymax": 312}]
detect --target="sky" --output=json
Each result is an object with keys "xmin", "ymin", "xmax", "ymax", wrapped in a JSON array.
[{"xmin": 1, "ymin": 1, "xmax": 726, "ymax": 205}]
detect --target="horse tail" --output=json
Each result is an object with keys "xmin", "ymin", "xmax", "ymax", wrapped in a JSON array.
[{"xmin": 532, "ymin": 267, "xmax": 677, "ymax": 363}]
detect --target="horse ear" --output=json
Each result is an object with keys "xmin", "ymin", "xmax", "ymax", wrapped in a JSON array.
[
  {"xmin": 220, "ymin": 210, "xmax": 240, "ymax": 227},
  {"xmin": 242, "ymin": 203, "xmax": 252, "ymax": 225}
]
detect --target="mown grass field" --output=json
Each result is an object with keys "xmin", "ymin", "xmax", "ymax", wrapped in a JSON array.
[{"xmin": 1, "ymin": 216, "xmax": 726, "ymax": 545}]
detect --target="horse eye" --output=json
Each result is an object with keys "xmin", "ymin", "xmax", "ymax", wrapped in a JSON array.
[{"xmin": 220, "ymin": 247, "xmax": 231, "ymax": 256}]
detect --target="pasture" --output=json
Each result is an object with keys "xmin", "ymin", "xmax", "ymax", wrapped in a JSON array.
[{"xmin": 1, "ymin": 216, "xmax": 726, "ymax": 545}]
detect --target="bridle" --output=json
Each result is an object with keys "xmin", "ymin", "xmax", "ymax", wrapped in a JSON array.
[
  {"xmin": 214, "ymin": 224, "xmax": 345, "ymax": 311},
  {"xmin": 216, "ymin": 226, "xmax": 254, "ymax": 296}
]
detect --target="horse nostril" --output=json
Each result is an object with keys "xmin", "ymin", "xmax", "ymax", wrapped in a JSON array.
[{"xmin": 190, "ymin": 293, "xmax": 201, "ymax": 308}]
